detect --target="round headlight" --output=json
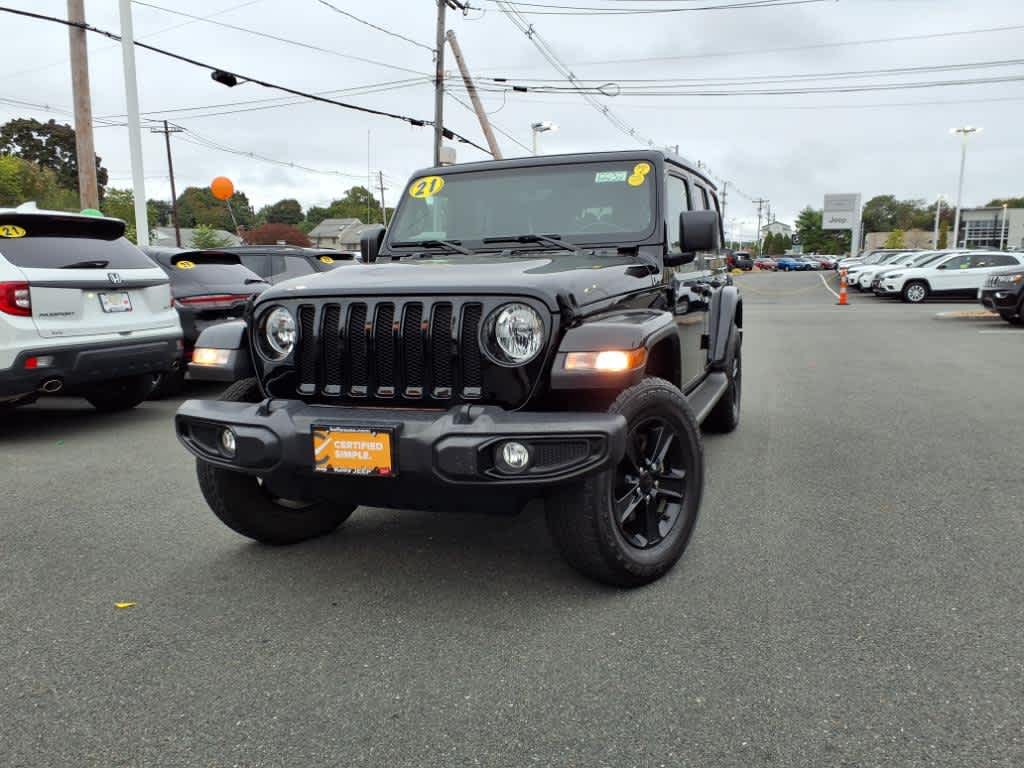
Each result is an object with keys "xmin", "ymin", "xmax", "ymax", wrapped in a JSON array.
[
  {"xmin": 262, "ymin": 306, "xmax": 296, "ymax": 359},
  {"xmin": 484, "ymin": 302, "xmax": 545, "ymax": 365}
]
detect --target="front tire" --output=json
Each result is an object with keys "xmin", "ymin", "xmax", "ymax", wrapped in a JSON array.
[
  {"xmin": 546, "ymin": 378, "xmax": 704, "ymax": 588},
  {"xmin": 196, "ymin": 376, "xmax": 355, "ymax": 544},
  {"xmin": 902, "ymin": 281, "xmax": 929, "ymax": 303},
  {"xmin": 85, "ymin": 374, "xmax": 156, "ymax": 412},
  {"xmin": 999, "ymin": 310, "xmax": 1023, "ymax": 325}
]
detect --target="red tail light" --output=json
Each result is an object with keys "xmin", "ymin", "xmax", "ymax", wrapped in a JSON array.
[
  {"xmin": 0, "ymin": 281, "xmax": 31, "ymax": 316},
  {"xmin": 173, "ymin": 294, "xmax": 252, "ymax": 310}
]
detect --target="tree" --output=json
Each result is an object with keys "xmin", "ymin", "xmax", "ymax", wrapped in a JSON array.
[
  {"xmin": 0, "ymin": 118, "xmax": 108, "ymax": 198},
  {"xmin": 884, "ymin": 229, "xmax": 906, "ymax": 249},
  {"xmin": 259, "ymin": 198, "xmax": 304, "ymax": 225},
  {"xmin": 797, "ymin": 206, "xmax": 851, "ymax": 254},
  {"xmin": 986, "ymin": 197, "xmax": 1024, "ymax": 208},
  {"xmin": 779, "ymin": 235, "xmax": 793, "ymax": 253},
  {"xmin": 175, "ymin": 186, "xmax": 254, "ymax": 231},
  {"xmin": 101, "ymin": 187, "xmax": 160, "ymax": 244},
  {"xmin": 242, "ymin": 223, "xmax": 311, "ymax": 247},
  {"xmin": 302, "ymin": 186, "xmax": 386, "ymax": 229},
  {"xmin": 148, "ymin": 199, "xmax": 173, "ymax": 227},
  {"xmin": 938, "ymin": 221, "xmax": 949, "ymax": 249},
  {"xmin": 0, "ymin": 154, "xmax": 80, "ymax": 211},
  {"xmin": 191, "ymin": 224, "xmax": 233, "ymax": 249}
]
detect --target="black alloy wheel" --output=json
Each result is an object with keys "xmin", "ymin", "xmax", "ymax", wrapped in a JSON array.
[{"xmin": 614, "ymin": 416, "xmax": 689, "ymax": 550}]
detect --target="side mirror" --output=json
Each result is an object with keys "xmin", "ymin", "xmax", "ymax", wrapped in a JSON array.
[
  {"xmin": 669, "ymin": 210, "xmax": 721, "ymax": 266},
  {"xmin": 359, "ymin": 225, "xmax": 386, "ymax": 263}
]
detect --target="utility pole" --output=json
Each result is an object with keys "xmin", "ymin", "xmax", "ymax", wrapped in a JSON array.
[
  {"xmin": 67, "ymin": 0, "xmax": 99, "ymax": 210},
  {"xmin": 933, "ymin": 195, "xmax": 943, "ymax": 249},
  {"xmin": 753, "ymin": 198, "xmax": 768, "ymax": 256},
  {"xmin": 378, "ymin": 170, "xmax": 388, "ymax": 226},
  {"xmin": 446, "ymin": 30, "xmax": 502, "ymax": 159},
  {"xmin": 150, "ymin": 121, "xmax": 182, "ymax": 246},
  {"xmin": 720, "ymin": 181, "xmax": 728, "ymax": 228},
  {"xmin": 433, "ymin": 0, "xmax": 447, "ymax": 166},
  {"xmin": 118, "ymin": 0, "xmax": 149, "ymax": 246}
]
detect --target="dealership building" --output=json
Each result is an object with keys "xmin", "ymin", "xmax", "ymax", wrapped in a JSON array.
[{"xmin": 958, "ymin": 207, "xmax": 1024, "ymax": 249}]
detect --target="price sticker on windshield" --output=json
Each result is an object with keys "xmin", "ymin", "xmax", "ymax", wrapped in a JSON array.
[
  {"xmin": 176, "ymin": 260, "xmax": 196, "ymax": 270},
  {"xmin": 627, "ymin": 162, "xmax": 652, "ymax": 187},
  {"xmin": 0, "ymin": 224, "xmax": 27, "ymax": 238},
  {"xmin": 409, "ymin": 175, "xmax": 445, "ymax": 199}
]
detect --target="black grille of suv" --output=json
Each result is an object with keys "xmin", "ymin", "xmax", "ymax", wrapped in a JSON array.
[{"xmin": 289, "ymin": 298, "xmax": 497, "ymax": 404}]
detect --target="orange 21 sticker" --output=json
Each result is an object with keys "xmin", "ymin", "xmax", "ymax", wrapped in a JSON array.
[{"xmin": 409, "ymin": 175, "xmax": 445, "ymax": 199}]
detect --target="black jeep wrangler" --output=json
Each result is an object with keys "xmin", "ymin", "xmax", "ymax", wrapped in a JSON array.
[{"xmin": 175, "ymin": 150, "xmax": 743, "ymax": 587}]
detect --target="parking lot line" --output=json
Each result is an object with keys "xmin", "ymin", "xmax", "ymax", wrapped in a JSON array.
[{"xmin": 817, "ymin": 272, "xmax": 839, "ymax": 300}]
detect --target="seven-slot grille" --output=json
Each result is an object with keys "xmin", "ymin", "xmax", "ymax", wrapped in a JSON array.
[{"xmin": 293, "ymin": 299, "xmax": 487, "ymax": 403}]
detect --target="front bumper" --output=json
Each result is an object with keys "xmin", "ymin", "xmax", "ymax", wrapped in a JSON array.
[
  {"xmin": 176, "ymin": 399, "xmax": 627, "ymax": 506},
  {"xmin": 979, "ymin": 286, "xmax": 1023, "ymax": 311},
  {"xmin": 0, "ymin": 336, "xmax": 182, "ymax": 397}
]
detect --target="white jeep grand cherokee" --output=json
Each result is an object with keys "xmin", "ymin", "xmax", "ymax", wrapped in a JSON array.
[{"xmin": 0, "ymin": 205, "xmax": 182, "ymax": 410}]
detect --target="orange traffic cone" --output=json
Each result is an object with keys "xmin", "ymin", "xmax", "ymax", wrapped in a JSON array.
[{"xmin": 837, "ymin": 269, "xmax": 849, "ymax": 306}]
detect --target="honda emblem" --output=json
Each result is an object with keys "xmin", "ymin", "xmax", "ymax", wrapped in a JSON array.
[{"xmin": 107, "ymin": 272, "xmax": 123, "ymax": 285}]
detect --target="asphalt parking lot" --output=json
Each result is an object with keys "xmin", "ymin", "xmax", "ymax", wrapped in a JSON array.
[{"xmin": 2, "ymin": 271, "xmax": 1022, "ymax": 768}]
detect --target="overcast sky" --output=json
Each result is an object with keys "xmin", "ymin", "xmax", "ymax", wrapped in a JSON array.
[{"xmin": 1, "ymin": 0, "xmax": 1022, "ymax": 239}]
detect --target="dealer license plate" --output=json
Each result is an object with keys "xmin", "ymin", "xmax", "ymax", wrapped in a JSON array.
[
  {"xmin": 312, "ymin": 426, "xmax": 394, "ymax": 476},
  {"xmin": 99, "ymin": 291, "xmax": 132, "ymax": 313}
]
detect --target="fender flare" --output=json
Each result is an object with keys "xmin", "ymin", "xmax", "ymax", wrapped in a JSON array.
[
  {"xmin": 186, "ymin": 320, "xmax": 255, "ymax": 383},
  {"xmin": 708, "ymin": 286, "xmax": 742, "ymax": 369},
  {"xmin": 550, "ymin": 309, "xmax": 678, "ymax": 390}
]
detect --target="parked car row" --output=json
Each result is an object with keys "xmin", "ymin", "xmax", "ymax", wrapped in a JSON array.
[
  {"xmin": 751, "ymin": 254, "xmax": 841, "ymax": 271},
  {"xmin": 0, "ymin": 204, "xmax": 352, "ymax": 409},
  {"xmin": 840, "ymin": 247, "xmax": 1024, "ymax": 324}
]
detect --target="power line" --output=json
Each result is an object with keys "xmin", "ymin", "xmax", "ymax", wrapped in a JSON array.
[
  {"xmin": 446, "ymin": 92, "xmax": 531, "ymax": 153},
  {"xmin": 483, "ymin": 58, "xmax": 1024, "ymax": 87},
  {"xmin": 130, "ymin": 0, "xmax": 429, "ymax": 76},
  {"xmin": 313, "ymin": 0, "xmax": 434, "ymax": 52},
  {"xmin": 482, "ymin": 0, "xmax": 828, "ymax": 13},
  {"xmin": 0, "ymin": 6, "xmax": 492, "ymax": 155},
  {"xmin": 7, "ymin": 0, "xmax": 264, "ymax": 79}
]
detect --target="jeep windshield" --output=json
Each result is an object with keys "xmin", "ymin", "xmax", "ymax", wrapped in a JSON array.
[{"xmin": 386, "ymin": 160, "xmax": 657, "ymax": 252}]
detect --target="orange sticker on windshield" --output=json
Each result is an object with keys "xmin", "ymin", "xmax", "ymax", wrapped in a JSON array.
[
  {"xmin": 409, "ymin": 175, "xmax": 445, "ymax": 199},
  {"xmin": 627, "ymin": 162, "xmax": 651, "ymax": 187},
  {"xmin": 0, "ymin": 224, "xmax": 26, "ymax": 238}
]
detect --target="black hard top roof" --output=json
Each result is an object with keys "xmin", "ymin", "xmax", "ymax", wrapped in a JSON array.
[{"xmin": 409, "ymin": 149, "xmax": 717, "ymax": 191}]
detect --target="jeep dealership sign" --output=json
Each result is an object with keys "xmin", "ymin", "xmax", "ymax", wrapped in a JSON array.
[{"xmin": 823, "ymin": 194, "xmax": 861, "ymax": 230}]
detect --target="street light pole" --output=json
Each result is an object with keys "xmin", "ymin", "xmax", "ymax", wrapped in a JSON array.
[
  {"xmin": 933, "ymin": 194, "xmax": 943, "ymax": 249},
  {"xmin": 118, "ymin": 0, "xmax": 148, "ymax": 246},
  {"xmin": 999, "ymin": 203, "xmax": 1008, "ymax": 250},
  {"xmin": 950, "ymin": 126, "xmax": 981, "ymax": 250},
  {"xmin": 530, "ymin": 121, "xmax": 556, "ymax": 155}
]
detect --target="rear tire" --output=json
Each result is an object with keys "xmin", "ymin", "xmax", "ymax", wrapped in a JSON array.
[
  {"xmin": 195, "ymin": 376, "xmax": 355, "ymax": 544},
  {"xmin": 999, "ymin": 310, "xmax": 1023, "ymax": 325},
  {"xmin": 85, "ymin": 374, "xmax": 155, "ymax": 412},
  {"xmin": 902, "ymin": 281, "xmax": 929, "ymax": 303},
  {"xmin": 546, "ymin": 378, "xmax": 704, "ymax": 587}
]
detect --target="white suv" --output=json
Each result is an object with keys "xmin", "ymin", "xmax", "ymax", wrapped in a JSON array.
[
  {"xmin": 0, "ymin": 206, "xmax": 182, "ymax": 409},
  {"xmin": 874, "ymin": 250, "xmax": 1024, "ymax": 303}
]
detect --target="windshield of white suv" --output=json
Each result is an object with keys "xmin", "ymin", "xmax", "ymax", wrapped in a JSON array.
[{"xmin": 387, "ymin": 161, "xmax": 658, "ymax": 249}]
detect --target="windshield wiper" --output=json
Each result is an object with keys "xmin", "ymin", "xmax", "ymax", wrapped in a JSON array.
[
  {"xmin": 60, "ymin": 259, "xmax": 109, "ymax": 269},
  {"xmin": 389, "ymin": 239, "xmax": 474, "ymax": 255},
  {"xmin": 482, "ymin": 234, "xmax": 582, "ymax": 254}
]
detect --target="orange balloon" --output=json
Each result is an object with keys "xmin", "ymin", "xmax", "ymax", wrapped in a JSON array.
[{"xmin": 210, "ymin": 176, "xmax": 234, "ymax": 201}]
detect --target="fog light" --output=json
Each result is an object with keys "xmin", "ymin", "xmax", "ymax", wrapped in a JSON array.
[
  {"xmin": 497, "ymin": 441, "xmax": 531, "ymax": 472},
  {"xmin": 220, "ymin": 428, "xmax": 236, "ymax": 456},
  {"xmin": 193, "ymin": 347, "xmax": 230, "ymax": 366}
]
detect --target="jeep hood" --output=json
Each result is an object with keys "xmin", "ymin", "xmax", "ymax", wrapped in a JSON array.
[{"xmin": 256, "ymin": 251, "xmax": 659, "ymax": 310}]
